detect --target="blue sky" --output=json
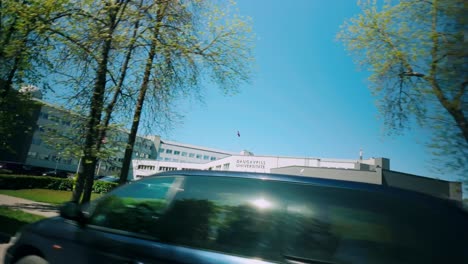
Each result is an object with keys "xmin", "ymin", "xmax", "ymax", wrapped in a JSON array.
[{"xmin": 159, "ymin": 1, "xmax": 453, "ymax": 182}]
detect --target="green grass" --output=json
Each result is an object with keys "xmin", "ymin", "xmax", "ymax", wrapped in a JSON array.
[
  {"xmin": 0, "ymin": 206, "xmax": 45, "ymax": 237},
  {"xmin": 0, "ymin": 189, "xmax": 102, "ymax": 204}
]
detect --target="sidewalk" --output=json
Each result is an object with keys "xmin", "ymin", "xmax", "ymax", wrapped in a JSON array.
[{"xmin": 0, "ymin": 194, "xmax": 59, "ymax": 218}]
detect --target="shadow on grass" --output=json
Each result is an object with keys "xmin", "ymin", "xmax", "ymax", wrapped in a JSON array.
[{"xmin": 0, "ymin": 215, "xmax": 30, "ymax": 242}]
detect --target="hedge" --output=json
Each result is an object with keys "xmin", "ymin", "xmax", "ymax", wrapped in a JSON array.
[{"xmin": 0, "ymin": 174, "xmax": 118, "ymax": 193}]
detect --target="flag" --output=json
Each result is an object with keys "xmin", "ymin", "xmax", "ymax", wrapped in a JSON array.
[{"xmin": 237, "ymin": 131, "xmax": 240, "ymax": 137}]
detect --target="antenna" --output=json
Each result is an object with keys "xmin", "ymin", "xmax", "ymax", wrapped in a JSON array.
[{"xmin": 359, "ymin": 148, "xmax": 363, "ymax": 160}]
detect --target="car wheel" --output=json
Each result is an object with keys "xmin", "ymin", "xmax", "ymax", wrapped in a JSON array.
[{"xmin": 15, "ymin": 255, "xmax": 48, "ymax": 264}]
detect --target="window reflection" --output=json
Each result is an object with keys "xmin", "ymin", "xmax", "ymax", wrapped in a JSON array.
[
  {"xmin": 250, "ymin": 198, "xmax": 273, "ymax": 209},
  {"xmin": 86, "ymin": 175, "xmax": 468, "ymax": 264}
]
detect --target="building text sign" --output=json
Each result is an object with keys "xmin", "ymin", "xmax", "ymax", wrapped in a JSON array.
[{"xmin": 236, "ymin": 159, "xmax": 266, "ymax": 169}]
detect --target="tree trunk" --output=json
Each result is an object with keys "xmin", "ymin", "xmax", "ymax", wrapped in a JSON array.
[
  {"xmin": 76, "ymin": 0, "xmax": 128, "ymax": 204},
  {"xmin": 119, "ymin": 3, "xmax": 166, "ymax": 184},
  {"xmin": 118, "ymin": 38, "xmax": 157, "ymax": 185},
  {"xmin": 97, "ymin": 13, "xmax": 141, "ymax": 150},
  {"xmin": 78, "ymin": 36, "xmax": 113, "ymax": 204}
]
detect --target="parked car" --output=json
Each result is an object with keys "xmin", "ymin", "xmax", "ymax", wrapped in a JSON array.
[
  {"xmin": 4, "ymin": 170, "xmax": 468, "ymax": 264},
  {"xmin": 41, "ymin": 170, "xmax": 68, "ymax": 178},
  {"xmin": 95, "ymin": 175, "xmax": 119, "ymax": 183}
]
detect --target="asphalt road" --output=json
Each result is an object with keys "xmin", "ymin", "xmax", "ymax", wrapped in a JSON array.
[
  {"xmin": 0, "ymin": 243, "xmax": 10, "ymax": 263},
  {"xmin": 0, "ymin": 194, "xmax": 58, "ymax": 263}
]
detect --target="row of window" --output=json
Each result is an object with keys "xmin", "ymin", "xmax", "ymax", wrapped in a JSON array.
[
  {"xmin": 39, "ymin": 112, "xmax": 72, "ymax": 126},
  {"xmin": 136, "ymin": 163, "xmax": 231, "ymax": 172},
  {"xmin": 134, "ymin": 152, "xmax": 150, "ymax": 159},
  {"xmin": 159, "ymin": 166, "xmax": 177, "ymax": 172},
  {"xmin": 27, "ymin": 152, "xmax": 75, "ymax": 165},
  {"xmin": 137, "ymin": 165, "xmax": 156, "ymax": 170},
  {"xmin": 159, "ymin": 148, "xmax": 217, "ymax": 161}
]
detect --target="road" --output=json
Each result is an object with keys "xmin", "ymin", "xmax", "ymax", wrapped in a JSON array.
[
  {"xmin": 1, "ymin": 243, "xmax": 10, "ymax": 263},
  {"xmin": 0, "ymin": 194, "xmax": 58, "ymax": 263},
  {"xmin": 0, "ymin": 194, "xmax": 58, "ymax": 218}
]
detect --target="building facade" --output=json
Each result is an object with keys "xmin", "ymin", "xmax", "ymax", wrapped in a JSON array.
[
  {"xmin": 2, "ymin": 91, "xmax": 161, "ymax": 175},
  {"xmin": 156, "ymin": 140, "xmax": 234, "ymax": 164},
  {"xmin": 131, "ymin": 156, "xmax": 463, "ymax": 201},
  {"xmin": 3, "ymin": 91, "xmax": 463, "ymax": 201}
]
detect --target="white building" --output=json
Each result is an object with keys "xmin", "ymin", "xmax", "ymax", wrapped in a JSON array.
[
  {"xmin": 156, "ymin": 140, "xmax": 235, "ymax": 164},
  {"xmin": 130, "ymin": 152, "xmax": 386, "ymax": 181},
  {"xmin": 130, "ymin": 150, "xmax": 462, "ymax": 201}
]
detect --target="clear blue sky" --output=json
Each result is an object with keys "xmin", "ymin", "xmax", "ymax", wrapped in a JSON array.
[{"xmin": 161, "ymin": 1, "xmax": 454, "ymax": 182}]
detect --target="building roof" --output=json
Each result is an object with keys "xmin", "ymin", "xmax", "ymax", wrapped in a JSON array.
[{"xmin": 160, "ymin": 140, "xmax": 237, "ymax": 155}]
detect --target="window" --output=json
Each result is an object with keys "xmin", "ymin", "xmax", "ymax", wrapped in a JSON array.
[
  {"xmin": 159, "ymin": 148, "xmax": 165, "ymax": 153},
  {"xmin": 196, "ymin": 154, "xmax": 202, "ymax": 159},
  {"xmin": 166, "ymin": 149, "xmax": 173, "ymax": 154},
  {"xmin": 137, "ymin": 165, "xmax": 155, "ymax": 170},
  {"xmin": 27, "ymin": 152, "xmax": 37, "ymax": 158},
  {"xmin": 223, "ymin": 163, "xmax": 230, "ymax": 170},
  {"xmin": 181, "ymin": 152, "xmax": 187, "ymax": 157},
  {"xmin": 174, "ymin": 151, "xmax": 180, "ymax": 155},
  {"xmin": 159, "ymin": 167, "xmax": 177, "ymax": 172},
  {"xmin": 203, "ymin": 155, "xmax": 209, "ymax": 160},
  {"xmin": 210, "ymin": 157, "xmax": 217, "ymax": 161},
  {"xmin": 32, "ymin": 138, "xmax": 42, "ymax": 146},
  {"xmin": 164, "ymin": 158, "xmax": 170, "ymax": 161},
  {"xmin": 189, "ymin": 153, "xmax": 195, "ymax": 158},
  {"xmin": 85, "ymin": 176, "xmax": 468, "ymax": 263},
  {"xmin": 216, "ymin": 165, "xmax": 222, "ymax": 170},
  {"xmin": 40, "ymin": 112, "xmax": 48, "ymax": 119}
]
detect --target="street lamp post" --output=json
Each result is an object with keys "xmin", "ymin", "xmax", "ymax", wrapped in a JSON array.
[{"xmin": 54, "ymin": 152, "xmax": 61, "ymax": 173}]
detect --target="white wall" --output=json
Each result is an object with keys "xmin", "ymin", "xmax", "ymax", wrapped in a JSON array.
[{"xmin": 130, "ymin": 155, "xmax": 377, "ymax": 180}]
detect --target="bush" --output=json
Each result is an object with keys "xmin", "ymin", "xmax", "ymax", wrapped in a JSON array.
[
  {"xmin": 92, "ymin": 180, "xmax": 118, "ymax": 193},
  {"xmin": 0, "ymin": 174, "xmax": 117, "ymax": 193},
  {"xmin": 0, "ymin": 174, "xmax": 73, "ymax": 191}
]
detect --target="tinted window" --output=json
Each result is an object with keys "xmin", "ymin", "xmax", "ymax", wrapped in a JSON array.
[{"xmin": 87, "ymin": 176, "xmax": 468, "ymax": 263}]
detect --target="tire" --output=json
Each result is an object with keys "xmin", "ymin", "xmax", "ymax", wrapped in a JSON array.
[{"xmin": 14, "ymin": 255, "xmax": 48, "ymax": 264}]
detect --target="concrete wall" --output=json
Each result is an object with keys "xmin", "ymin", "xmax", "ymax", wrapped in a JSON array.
[
  {"xmin": 382, "ymin": 170, "xmax": 461, "ymax": 201},
  {"xmin": 271, "ymin": 166, "xmax": 382, "ymax": 185}
]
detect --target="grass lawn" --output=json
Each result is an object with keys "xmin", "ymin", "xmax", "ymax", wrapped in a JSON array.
[
  {"xmin": 0, "ymin": 206, "xmax": 45, "ymax": 238},
  {"xmin": 0, "ymin": 189, "xmax": 102, "ymax": 204}
]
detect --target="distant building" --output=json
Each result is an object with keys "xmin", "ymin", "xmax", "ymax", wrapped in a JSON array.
[
  {"xmin": 2, "ymin": 90, "xmax": 463, "ymax": 201},
  {"xmin": 2, "ymin": 89, "xmax": 160, "ymax": 176},
  {"xmin": 156, "ymin": 140, "xmax": 234, "ymax": 163},
  {"xmin": 131, "ymin": 156, "xmax": 463, "ymax": 201}
]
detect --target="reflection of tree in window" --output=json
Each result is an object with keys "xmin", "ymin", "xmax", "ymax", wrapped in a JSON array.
[
  {"xmin": 284, "ymin": 213, "xmax": 339, "ymax": 261},
  {"xmin": 89, "ymin": 195, "xmax": 167, "ymax": 236},
  {"xmin": 155, "ymin": 199, "xmax": 216, "ymax": 247},
  {"xmin": 215, "ymin": 204, "xmax": 282, "ymax": 261}
]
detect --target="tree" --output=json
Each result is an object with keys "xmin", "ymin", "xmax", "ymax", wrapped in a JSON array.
[
  {"xmin": 1, "ymin": 0, "xmax": 252, "ymax": 204},
  {"xmin": 0, "ymin": 0, "xmax": 70, "ymax": 154},
  {"xmin": 118, "ymin": 0, "xmax": 253, "ymax": 185},
  {"xmin": 337, "ymin": 0, "xmax": 467, "ymax": 176},
  {"xmin": 41, "ymin": 0, "xmax": 135, "ymax": 203}
]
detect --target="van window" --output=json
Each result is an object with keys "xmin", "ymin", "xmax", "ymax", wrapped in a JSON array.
[{"xmin": 87, "ymin": 175, "xmax": 468, "ymax": 263}]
